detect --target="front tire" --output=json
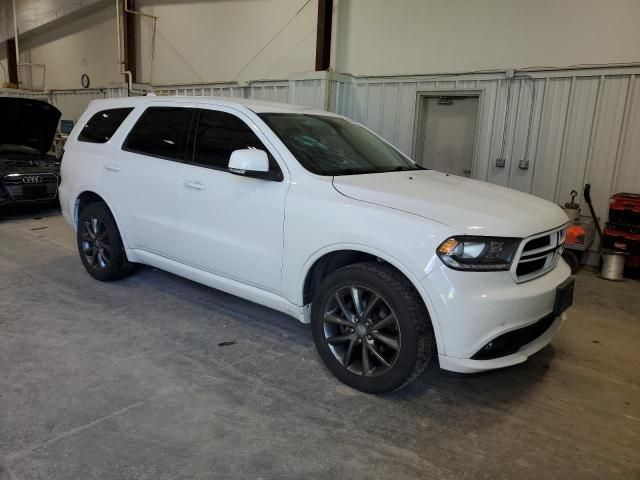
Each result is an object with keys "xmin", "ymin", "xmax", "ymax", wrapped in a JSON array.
[
  {"xmin": 311, "ymin": 262, "xmax": 435, "ymax": 394},
  {"xmin": 77, "ymin": 202, "xmax": 133, "ymax": 281}
]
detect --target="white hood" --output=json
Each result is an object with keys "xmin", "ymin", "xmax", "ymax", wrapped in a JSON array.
[{"xmin": 332, "ymin": 170, "xmax": 568, "ymax": 237}]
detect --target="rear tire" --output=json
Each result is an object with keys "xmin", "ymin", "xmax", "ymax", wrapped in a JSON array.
[
  {"xmin": 311, "ymin": 262, "xmax": 435, "ymax": 394},
  {"xmin": 77, "ymin": 202, "xmax": 133, "ymax": 281}
]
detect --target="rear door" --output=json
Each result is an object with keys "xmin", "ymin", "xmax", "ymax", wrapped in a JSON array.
[
  {"xmin": 176, "ymin": 105, "xmax": 289, "ymax": 293},
  {"xmin": 100, "ymin": 102, "xmax": 195, "ymax": 258}
]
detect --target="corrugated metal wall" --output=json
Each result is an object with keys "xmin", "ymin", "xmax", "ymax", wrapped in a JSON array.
[
  {"xmin": 331, "ymin": 69, "xmax": 640, "ymax": 237},
  {"xmin": 152, "ymin": 81, "xmax": 290, "ymax": 104},
  {"xmin": 3, "ymin": 67, "xmax": 639, "ymax": 252}
]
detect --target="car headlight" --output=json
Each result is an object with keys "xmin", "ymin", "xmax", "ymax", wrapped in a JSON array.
[{"xmin": 436, "ymin": 236, "xmax": 521, "ymax": 271}]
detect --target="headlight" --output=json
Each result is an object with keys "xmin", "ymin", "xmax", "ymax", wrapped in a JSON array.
[{"xmin": 436, "ymin": 236, "xmax": 521, "ymax": 271}]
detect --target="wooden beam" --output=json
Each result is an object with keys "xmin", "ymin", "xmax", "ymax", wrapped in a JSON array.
[
  {"xmin": 315, "ymin": 0, "xmax": 333, "ymax": 71},
  {"xmin": 6, "ymin": 38, "xmax": 18, "ymax": 86},
  {"xmin": 123, "ymin": 0, "xmax": 137, "ymax": 83}
]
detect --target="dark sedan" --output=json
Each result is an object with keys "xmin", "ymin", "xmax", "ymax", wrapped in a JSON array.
[{"xmin": 0, "ymin": 97, "xmax": 62, "ymax": 211}]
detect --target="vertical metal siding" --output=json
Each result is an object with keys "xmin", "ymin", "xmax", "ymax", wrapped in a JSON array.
[
  {"xmin": 152, "ymin": 81, "xmax": 289, "ymax": 103},
  {"xmin": 330, "ymin": 69, "xmax": 640, "ymax": 236},
  {"xmin": 5, "ymin": 67, "xmax": 638, "ymax": 238},
  {"xmin": 614, "ymin": 75, "xmax": 640, "ymax": 194}
]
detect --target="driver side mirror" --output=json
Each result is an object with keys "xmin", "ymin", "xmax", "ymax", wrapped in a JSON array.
[{"xmin": 228, "ymin": 149, "xmax": 269, "ymax": 178}]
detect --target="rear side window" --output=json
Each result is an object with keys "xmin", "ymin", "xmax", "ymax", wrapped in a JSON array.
[
  {"xmin": 193, "ymin": 109, "xmax": 281, "ymax": 178},
  {"xmin": 123, "ymin": 107, "xmax": 193, "ymax": 161},
  {"xmin": 78, "ymin": 108, "xmax": 133, "ymax": 143}
]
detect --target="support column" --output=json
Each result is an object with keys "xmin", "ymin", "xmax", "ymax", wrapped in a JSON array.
[{"xmin": 315, "ymin": 0, "xmax": 333, "ymax": 71}]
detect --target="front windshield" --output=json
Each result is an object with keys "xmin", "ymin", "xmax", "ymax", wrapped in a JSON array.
[{"xmin": 259, "ymin": 113, "xmax": 423, "ymax": 176}]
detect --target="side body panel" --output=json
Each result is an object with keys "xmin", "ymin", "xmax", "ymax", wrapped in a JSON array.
[{"xmin": 98, "ymin": 101, "xmax": 195, "ymax": 260}]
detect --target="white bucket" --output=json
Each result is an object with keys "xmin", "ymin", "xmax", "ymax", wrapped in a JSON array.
[
  {"xmin": 600, "ymin": 250, "xmax": 627, "ymax": 281},
  {"xmin": 562, "ymin": 207, "xmax": 580, "ymax": 222}
]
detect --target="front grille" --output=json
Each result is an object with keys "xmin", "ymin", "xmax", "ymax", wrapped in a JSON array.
[
  {"xmin": 2, "ymin": 173, "xmax": 59, "ymax": 202},
  {"xmin": 512, "ymin": 225, "xmax": 566, "ymax": 283}
]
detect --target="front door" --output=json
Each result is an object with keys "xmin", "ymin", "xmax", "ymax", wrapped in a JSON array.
[{"xmin": 177, "ymin": 106, "xmax": 289, "ymax": 294}]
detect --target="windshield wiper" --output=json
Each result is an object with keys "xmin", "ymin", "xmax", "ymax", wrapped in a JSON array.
[{"xmin": 386, "ymin": 165, "xmax": 424, "ymax": 172}]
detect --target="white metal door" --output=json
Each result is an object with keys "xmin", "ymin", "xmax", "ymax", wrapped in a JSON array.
[{"xmin": 420, "ymin": 97, "xmax": 478, "ymax": 177}]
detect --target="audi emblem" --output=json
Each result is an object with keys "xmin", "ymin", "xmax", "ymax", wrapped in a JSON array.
[{"xmin": 22, "ymin": 176, "xmax": 43, "ymax": 184}]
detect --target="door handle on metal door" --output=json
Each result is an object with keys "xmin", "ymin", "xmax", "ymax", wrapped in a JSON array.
[
  {"xmin": 183, "ymin": 180, "xmax": 205, "ymax": 190},
  {"xmin": 104, "ymin": 164, "xmax": 121, "ymax": 172}
]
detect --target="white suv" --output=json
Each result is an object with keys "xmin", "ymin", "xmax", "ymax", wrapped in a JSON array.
[{"xmin": 59, "ymin": 96, "xmax": 573, "ymax": 393}]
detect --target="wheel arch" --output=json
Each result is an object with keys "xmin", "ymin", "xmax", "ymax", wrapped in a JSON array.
[
  {"xmin": 73, "ymin": 190, "xmax": 129, "ymax": 249},
  {"xmin": 298, "ymin": 244, "xmax": 445, "ymax": 353}
]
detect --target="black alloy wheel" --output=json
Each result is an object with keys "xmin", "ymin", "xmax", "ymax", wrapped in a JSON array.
[
  {"xmin": 322, "ymin": 285, "xmax": 401, "ymax": 377},
  {"xmin": 311, "ymin": 262, "xmax": 435, "ymax": 394},
  {"xmin": 77, "ymin": 202, "xmax": 133, "ymax": 281}
]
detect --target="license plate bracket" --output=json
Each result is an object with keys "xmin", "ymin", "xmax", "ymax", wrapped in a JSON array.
[
  {"xmin": 553, "ymin": 277, "xmax": 575, "ymax": 316},
  {"xmin": 22, "ymin": 185, "xmax": 47, "ymax": 199}
]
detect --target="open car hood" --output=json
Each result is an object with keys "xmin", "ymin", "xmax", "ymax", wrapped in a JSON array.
[{"xmin": 0, "ymin": 97, "xmax": 61, "ymax": 155}]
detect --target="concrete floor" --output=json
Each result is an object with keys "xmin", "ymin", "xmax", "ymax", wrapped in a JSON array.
[{"xmin": 0, "ymin": 208, "xmax": 639, "ymax": 480}]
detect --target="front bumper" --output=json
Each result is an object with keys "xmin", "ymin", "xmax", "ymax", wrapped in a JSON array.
[
  {"xmin": 438, "ymin": 313, "xmax": 565, "ymax": 373},
  {"xmin": 422, "ymin": 258, "xmax": 571, "ymax": 372}
]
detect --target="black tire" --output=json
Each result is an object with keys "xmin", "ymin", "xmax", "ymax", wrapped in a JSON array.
[
  {"xmin": 77, "ymin": 202, "xmax": 133, "ymax": 281},
  {"xmin": 311, "ymin": 262, "xmax": 435, "ymax": 394}
]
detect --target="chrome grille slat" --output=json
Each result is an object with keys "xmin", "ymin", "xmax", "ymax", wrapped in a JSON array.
[
  {"xmin": 511, "ymin": 225, "xmax": 567, "ymax": 283},
  {"xmin": 519, "ymin": 253, "xmax": 554, "ymax": 263},
  {"xmin": 519, "ymin": 245, "xmax": 557, "ymax": 257}
]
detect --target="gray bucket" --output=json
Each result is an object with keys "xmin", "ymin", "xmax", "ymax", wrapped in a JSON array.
[{"xmin": 599, "ymin": 250, "xmax": 628, "ymax": 281}]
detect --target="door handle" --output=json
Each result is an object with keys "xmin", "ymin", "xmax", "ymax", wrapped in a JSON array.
[
  {"xmin": 183, "ymin": 180, "xmax": 205, "ymax": 190},
  {"xmin": 104, "ymin": 164, "xmax": 121, "ymax": 172}
]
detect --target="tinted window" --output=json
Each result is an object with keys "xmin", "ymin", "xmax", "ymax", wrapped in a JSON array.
[
  {"xmin": 123, "ymin": 107, "xmax": 192, "ymax": 160},
  {"xmin": 193, "ymin": 110, "xmax": 281, "ymax": 177},
  {"xmin": 259, "ymin": 113, "xmax": 421, "ymax": 176},
  {"xmin": 78, "ymin": 108, "xmax": 133, "ymax": 143}
]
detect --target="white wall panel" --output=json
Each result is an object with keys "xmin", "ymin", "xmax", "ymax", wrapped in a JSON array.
[
  {"xmin": 614, "ymin": 76, "xmax": 640, "ymax": 194},
  {"xmin": 152, "ymin": 81, "xmax": 290, "ymax": 105},
  {"xmin": 288, "ymin": 78, "xmax": 326, "ymax": 109},
  {"xmin": 474, "ymin": 80, "xmax": 498, "ymax": 181},
  {"xmin": 395, "ymin": 82, "xmax": 418, "ymax": 155},
  {"xmin": 334, "ymin": 0, "xmax": 640, "ymax": 77},
  {"xmin": 530, "ymin": 78, "xmax": 572, "ymax": 201},
  {"xmin": 586, "ymin": 77, "xmax": 629, "ymax": 220},
  {"xmin": 556, "ymin": 77, "xmax": 600, "ymax": 205}
]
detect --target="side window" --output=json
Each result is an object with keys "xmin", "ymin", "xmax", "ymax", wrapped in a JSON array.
[
  {"xmin": 123, "ymin": 107, "xmax": 192, "ymax": 161},
  {"xmin": 193, "ymin": 109, "xmax": 282, "ymax": 178},
  {"xmin": 78, "ymin": 108, "xmax": 133, "ymax": 143}
]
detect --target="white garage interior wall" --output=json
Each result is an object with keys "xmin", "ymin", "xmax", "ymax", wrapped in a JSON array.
[
  {"xmin": 16, "ymin": 4, "xmax": 121, "ymax": 91},
  {"xmin": 333, "ymin": 0, "xmax": 640, "ymax": 76},
  {"xmin": 135, "ymin": 0, "xmax": 318, "ymax": 85}
]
